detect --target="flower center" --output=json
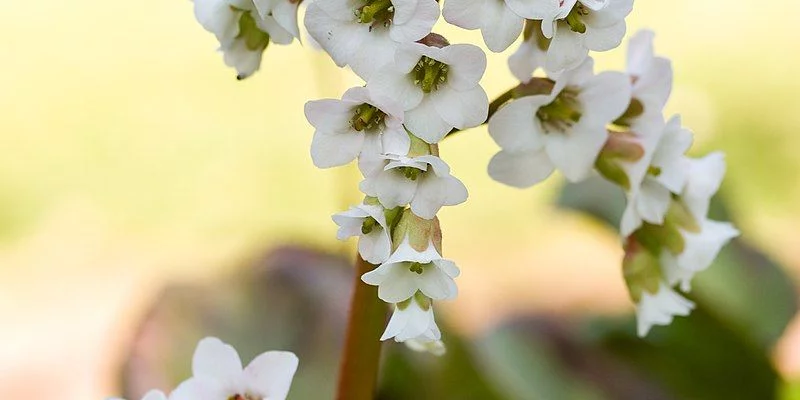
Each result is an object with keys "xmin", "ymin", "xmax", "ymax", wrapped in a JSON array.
[
  {"xmin": 361, "ymin": 216, "xmax": 379, "ymax": 234},
  {"xmin": 231, "ymin": 8, "xmax": 270, "ymax": 52},
  {"xmin": 355, "ymin": 0, "xmax": 394, "ymax": 26},
  {"xmin": 395, "ymin": 166, "xmax": 423, "ymax": 180},
  {"xmin": 536, "ymin": 89, "xmax": 582, "ymax": 133},
  {"xmin": 351, "ymin": 104, "xmax": 387, "ymax": 132},
  {"xmin": 413, "ymin": 57, "xmax": 449, "ymax": 93},
  {"xmin": 408, "ymin": 262, "xmax": 426, "ymax": 274},
  {"xmin": 563, "ymin": 3, "xmax": 590, "ymax": 33}
]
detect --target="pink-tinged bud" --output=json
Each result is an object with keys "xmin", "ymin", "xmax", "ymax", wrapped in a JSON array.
[
  {"xmin": 418, "ymin": 33, "xmax": 450, "ymax": 48},
  {"xmin": 601, "ymin": 131, "xmax": 645, "ymax": 162}
]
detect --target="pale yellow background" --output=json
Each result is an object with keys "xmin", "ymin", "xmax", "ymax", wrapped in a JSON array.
[{"xmin": 1, "ymin": 0, "xmax": 799, "ymax": 398}]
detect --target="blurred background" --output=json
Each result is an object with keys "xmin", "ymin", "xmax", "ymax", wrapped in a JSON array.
[{"xmin": 2, "ymin": 0, "xmax": 800, "ymax": 398}]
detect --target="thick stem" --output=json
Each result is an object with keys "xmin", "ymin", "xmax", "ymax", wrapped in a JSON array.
[{"xmin": 336, "ymin": 255, "xmax": 387, "ymax": 400}]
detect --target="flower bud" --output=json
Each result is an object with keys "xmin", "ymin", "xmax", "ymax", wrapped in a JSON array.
[
  {"xmin": 623, "ymin": 237, "xmax": 663, "ymax": 302},
  {"xmin": 392, "ymin": 209, "xmax": 442, "ymax": 253}
]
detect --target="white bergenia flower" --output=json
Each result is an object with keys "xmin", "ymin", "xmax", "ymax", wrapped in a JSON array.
[
  {"xmin": 369, "ymin": 42, "xmax": 489, "ymax": 143},
  {"xmin": 508, "ymin": 20, "xmax": 550, "ymax": 83},
  {"xmin": 332, "ymin": 203, "xmax": 393, "ymax": 264},
  {"xmin": 362, "ymin": 236, "xmax": 460, "ymax": 303},
  {"xmin": 636, "ymin": 283, "xmax": 694, "ymax": 337},
  {"xmin": 505, "ymin": 0, "xmax": 633, "ymax": 74},
  {"xmin": 661, "ymin": 219, "xmax": 739, "ymax": 291},
  {"xmin": 194, "ymin": 0, "xmax": 295, "ymax": 79},
  {"xmin": 626, "ymin": 29, "xmax": 672, "ymax": 118},
  {"xmin": 253, "ymin": 0, "xmax": 301, "ymax": 39},
  {"xmin": 109, "ymin": 390, "xmax": 168, "ymax": 400},
  {"xmin": 305, "ymin": 86, "xmax": 409, "ymax": 169},
  {"xmin": 488, "ymin": 59, "xmax": 631, "ymax": 187},
  {"xmin": 360, "ymin": 154, "xmax": 468, "ymax": 219},
  {"xmin": 171, "ymin": 337, "xmax": 298, "ymax": 400},
  {"xmin": 304, "ymin": 0, "xmax": 440, "ymax": 80},
  {"xmin": 381, "ymin": 294, "xmax": 442, "ymax": 342},
  {"xmin": 620, "ymin": 116, "xmax": 693, "ymax": 237},
  {"xmin": 442, "ymin": 0, "xmax": 524, "ymax": 52}
]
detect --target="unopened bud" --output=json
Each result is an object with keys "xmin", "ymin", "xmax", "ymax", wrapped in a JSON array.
[
  {"xmin": 418, "ymin": 33, "xmax": 450, "ymax": 48},
  {"xmin": 623, "ymin": 237, "xmax": 663, "ymax": 302}
]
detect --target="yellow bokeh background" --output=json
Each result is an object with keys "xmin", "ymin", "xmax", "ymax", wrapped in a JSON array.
[{"xmin": 1, "ymin": 0, "xmax": 800, "ymax": 398}]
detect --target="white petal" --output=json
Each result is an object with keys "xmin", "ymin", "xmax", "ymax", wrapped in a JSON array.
[
  {"xmin": 243, "ymin": 351, "xmax": 299, "ymax": 400},
  {"xmin": 368, "ymin": 67, "xmax": 425, "ymax": 110},
  {"xmin": 392, "ymin": 0, "xmax": 420, "ymax": 24},
  {"xmin": 390, "ymin": 0, "xmax": 439, "ymax": 42},
  {"xmin": 375, "ymin": 170, "xmax": 419, "ymax": 208},
  {"xmin": 488, "ymin": 149, "xmax": 555, "ymax": 188},
  {"xmin": 360, "ymin": 229, "xmax": 393, "ymax": 264},
  {"xmin": 442, "ymin": 0, "xmax": 486, "ymax": 29},
  {"xmin": 675, "ymin": 220, "xmax": 740, "ymax": 272},
  {"xmin": 544, "ymin": 123, "xmax": 608, "ymax": 182},
  {"xmin": 626, "ymin": 29, "xmax": 655, "ymax": 78},
  {"xmin": 504, "ymin": 0, "xmax": 560, "ymax": 20},
  {"xmin": 410, "ymin": 175, "xmax": 449, "ymax": 219},
  {"xmin": 379, "ymin": 265, "xmax": 421, "ymax": 303},
  {"xmin": 583, "ymin": 20, "xmax": 626, "ymax": 52},
  {"xmin": 171, "ymin": 378, "xmax": 226, "ymax": 400},
  {"xmin": 304, "ymin": 5, "xmax": 363, "ymax": 67},
  {"xmin": 142, "ymin": 390, "xmax": 169, "ymax": 400},
  {"xmin": 304, "ymin": 99, "xmax": 354, "ymax": 132},
  {"xmin": 508, "ymin": 40, "xmax": 548, "ymax": 83},
  {"xmin": 584, "ymin": 0, "xmax": 633, "ymax": 28},
  {"xmin": 310, "ymin": 130, "xmax": 365, "ymax": 168},
  {"xmin": 194, "ymin": 0, "xmax": 239, "ymax": 44},
  {"xmin": 682, "ymin": 152, "xmax": 726, "ymax": 220},
  {"xmin": 439, "ymin": 44, "xmax": 487, "ymax": 91},
  {"xmin": 192, "ymin": 337, "xmax": 243, "ymax": 382},
  {"xmin": 222, "ymin": 40, "xmax": 263, "ymax": 79},
  {"xmin": 256, "ymin": 15, "xmax": 294, "ymax": 45},
  {"xmin": 403, "ymin": 96, "xmax": 453, "ymax": 143},
  {"xmin": 636, "ymin": 179, "xmax": 672, "ymax": 225},
  {"xmin": 381, "ymin": 124, "xmax": 412, "ymax": 155},
  {"xmin": 578, "ymin": 71, "xmax": 632, "ymax": 125},
  {"xmin": 443, "ymin": 175, "xmax": 469, "ymax": 206},
  {"xmin": 636, "ymin": 284, "xmax": 694, "ymax": 337},
  {"xmin": 348, "ymin": 29, "xmax": 397, "ymax": 80},
  {"xmin": 418, "ymin": 265, "xmax": 459, "ymax": 300},
  {"xmin": 314, "ymin": 0, "xmax": 361, "ymax": 20},
  {"xmin": 481, "ymin": 1, "xmax": 524, "ymax": 52},
  {"xmin": 431, "ymin": 85, "xmax": 489, "ymax": 132},
  {"xmin": 545, "ymin": 24, "xmax": 589, "ymax": 74},
  {"xmin": 488, "ymin": 95, "xmax": 549, "ymax": 151}
]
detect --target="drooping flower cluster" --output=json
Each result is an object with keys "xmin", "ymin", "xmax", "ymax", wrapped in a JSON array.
[
  {"xmin": 485, "ymin": 30, "xmax": 739, "ymax": 336},
  {"xmin": 109, "ymin": 337, "xmax": 298, "ymax": 400},
  {"xmin": 306, "ymin": 26, "xmax": 484, "ymax": 352},
  {"xmin": 194, "ymin": 0, "xmax": 300, "ymax": 79}
]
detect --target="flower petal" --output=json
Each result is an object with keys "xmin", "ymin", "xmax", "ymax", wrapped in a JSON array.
[
  {"xmin": 488, "ymin": 149, "xmax": 555, "ymax": 188},
  {"xmin": 243, "ymin": 351, "xmax": 299, "ymax": 400}
]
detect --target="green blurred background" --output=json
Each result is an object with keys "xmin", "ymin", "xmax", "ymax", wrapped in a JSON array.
[{"xmin": 2, "ymin": 0, "xmax": 800, "ymax": 398}]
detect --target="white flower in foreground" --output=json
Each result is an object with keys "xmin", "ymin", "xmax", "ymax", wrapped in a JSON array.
[
  {"xmin": 332, "ymin": 202, "xmax": 393, "ymax": 264},
  {"xmin": 443, "ymin": 0, "xmax": 524, "ymax": 52},
  {"xmin": 171, "ymin": 337, "xmax": 298, "ymax": 400},
  {"xmin": 109, "ymin": 390, "xmax": 168, "ymax": 400},
  {"xmin": 305, "ymin": 87, "xmax": 409, "ymax": 169},
  {"xmin": 488, "ymin": 59, "xmax": 631, "ymax": 187},
  {"xmin": 194, "ymin": 0, "xmax": 295, "ymax": 79},
  {"xmin": 620, "ymin": 116, "xmax": 693, "ymax": 237},
  {"xmin": 626, "ymin": 29, "xmax": 672, "ymax": 118},
  {"xmin": 508, "ymin": 20, "xmax": 550, "ymax": 83},
  {"xmin": 360, "ymin": 153, "xmax": 468, "ymax": 219},
  {"xmin": 369, "ymin": 41, "xmax": 489, "ymax": 143},
  {"xmin": 381, "ymin": 293, "xmax": 442, "ymax": 342},
  {"xmin": 636, "ymin": 283, "xmax": 694, "ymax": 337},
  {"xmin": 362, "ymin": 236, "xmax": 460, "ymax": 303},
  {"xmin": 505, "ymin": 0, "xmax": 633, "ymax": 74},
  {"xmin": 304, "ymin": 0, "xmax": 440, "ymax": 79}
]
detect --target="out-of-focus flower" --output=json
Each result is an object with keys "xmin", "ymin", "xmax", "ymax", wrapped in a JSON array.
[
  {"xmin": 381, "ymin": 293, "xmax": 442, "ymax": 343},
  {"xmin": 636, "ymin": 283, "xmax": 695, "ymax": 337},
  {"xmin": 333, "ymin": 201, "xmax": 397, "ymax": 264}
]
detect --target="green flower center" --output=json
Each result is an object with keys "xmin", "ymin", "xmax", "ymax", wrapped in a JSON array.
[
  {"xmin": 413, "ymin": 56, "xmax": 449, "ymax": 93},
  {"xmin": 351, "ymin": 104, "xmax": 387, "ymax": 132},
  {"xmin": 536, "ymin": 89, "xmax": 582, "ymax": 133},
  {"xmin": 361, "ymin": 216, "xmax": 379, "ymax": 234},
  {"xmin": 356, "ymin": 0, "xmax": 394, "ymax": 26},
  {"xmin": 409, "ymin": 262, "xmax": 426, "ymax": 274},
  {"xmin": 396, "ymin": 166, "xmax": 422, "ymax": 181},
  {"xmin": 232, "ymin": 8, "xmax": 270, "ymax": 52},
  {"xmin": 564, "ymin": 3, "xmax": 590, "ymax": 34}
]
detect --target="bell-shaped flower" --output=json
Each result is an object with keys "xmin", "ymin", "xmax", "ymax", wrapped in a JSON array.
[
  {"xmin": 636, "ymin": 283, "xmax": 694, "ymax": 337},
  {"xmin": 362, "ymin": 235, "xmax": 460, "ymax": 303},
  {"xmin": 332, "ymin": 202, "xmax": 396, "ymax": 264},
  {"xmin": 360, "ymin": 154, "xmax": 468, "ymax": 219},
  {"xmin": 304, "ymin": 0, "xmax": 440, "ymax": 80},
  {"xmin": 661, "ymin": 219, "xmax": 740, "ymax": 291},
  {"xmin": 505, "ymin": 0, "xmax": 633, "ymax": 74},
  {"xmin": 508, "ymin": 20, "xmax": 551, "ymax": 83},
  {"xmin": 488, "ymin": 58, "xmax": 631, "ymax": 188},
  {"xmin": 442, "ymin": 0, "xmax": 524, "ymax": 52},
  {"xmin": 170, "ymin": 337, "xmax": 298, "ymax": 400},
  {"xmin": 619, "ymin": 116, "xmax": 693, "ymax": 236},
  {"xmin": 368, "ymin": 41, "xmax": 489, "ymax": 143},
  {"xmin": 305, "ymin": 87, "xmax": 409, "ymax": 169},
  {"xmin": 194, "ymin": 0, "xmax": 295, "ymax": 79},
  {"xmin": 626, "ymin": 29, "xmax": 672, "ymax": 119},
  {"xmin": 381, "ymin": 293, "xmax": 442, "ymax": 342}
]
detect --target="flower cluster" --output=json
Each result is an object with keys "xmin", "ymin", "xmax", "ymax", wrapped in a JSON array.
[
  {"xmin": 193, "ymin": 0, "xmax": 300, "ymax": 79},
  {"xmin": 486, "ymin": 29, "xmax": 739, "ymax": 336},
  {"xmin": 306, "ymin": 26, "xmax": 484, "ymax": 352},
  {"xmin": 109, "ymin": 337, "xmax": 298, "ymax": 400}
]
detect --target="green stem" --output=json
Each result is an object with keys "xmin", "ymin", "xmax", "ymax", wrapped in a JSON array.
[{"xmin": 335, "ymin": 255, "xmax": 387, "ymax": 400}]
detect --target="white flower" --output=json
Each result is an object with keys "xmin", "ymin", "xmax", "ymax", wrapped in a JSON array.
[
  {"xmin": 442, "ymin": 0, "xmax": 524, "ymax": 52},
  {"xmin": 620, "ymin": 116, "xmax": 693, "ymax": 237},
  {"xmin": 636, "ymin": 283, "xmax": 694, "ymax": 337},
  {"xmin": 304, "ymin": 0, "xmax": 440, "ymax": 80},
  {"xmin": 405, "ymin": 337, "xmax": 447, "ymax": 356},
  {"xmin": 368, "ymin": 42, "xmax": 489, "ymax": 143},
  {"xmin": 171, "ymin": 337, "xmax": 298, "ymax": 400},
  {"xmin": 681, "ymin": 152, "xmax": 727, "ymax": 222},
  {"xmin": 508, "ymin": 20, "xmax": 550, "ymax": 83},
  {"xmin": 661, "ymin": 219, "xmax": 740, "ymax": 291},
  {"xmin": 626, "ymin": 29, "xmax": 672, "ymax": 118},
  {"xmin": 362, "ymin": 236, "xmax": 460, "ymax": 303},
  {"xmin": 488, "ymin": 58, "xmax": 631, "ymax": 187},
  {"xmin": 305, "ymin": 87, "xmax": 409, "ymax": 169},
  {"xmin": 381, "ymin": 294, "xmax": 442, "ymax": 342},
  {"xmin": 109, "ymin": 390, "xmax": 168, "ymax": 400},
  {"xmin": 332, "ymin": 202, "xmax": 393, "ymax": 264},
  {"xmin": 252, "ymin": 0, "xmax": 301, "ymax": 39},
  {"xmin": 505, "ymin": 0, "xmax": 633, "ymax": 74},
  {"xmin": 194, "ymin": 0, "xmax": 295, "ymax": 79},
  {"xmin": 359, "ymin": 153, "xmax": 468, "ymax": 219}
]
